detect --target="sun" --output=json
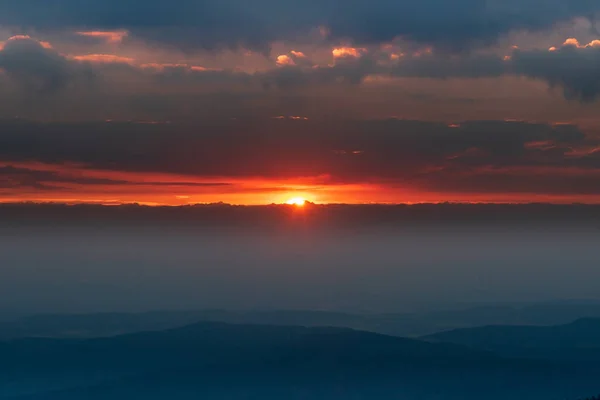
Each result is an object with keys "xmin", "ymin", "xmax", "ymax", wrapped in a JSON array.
[{"xmin": 286, "ymin": 197, "xmax": 306, "ymax": 206}]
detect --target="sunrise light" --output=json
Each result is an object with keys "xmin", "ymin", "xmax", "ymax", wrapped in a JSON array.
[{"xmin": 286, "ymin": 197, "xmax": 306, "ymax": 206}]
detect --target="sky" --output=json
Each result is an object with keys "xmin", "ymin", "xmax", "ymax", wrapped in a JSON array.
[{"xmin": 1, "ymin": 1, "xmax": 600, "ymax": 204}]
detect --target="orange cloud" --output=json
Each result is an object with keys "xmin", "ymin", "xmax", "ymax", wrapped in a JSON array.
[
  {"xmin": 140, "ymin": 63, "xmax": 220, "ymax": 72},
  {"xmin": 563, "ymin": 38, "xmax": 582, "ymax": 47},
  {"xmin": 332, "ymin": 47, "xmax": 366, "ymax": 59},
  {"xmin": 190, "ymin": 66, "xmax": 220, "ymax": 72},
  {"xmin": 140, "ymin": 62, "xmax": 189, "ymax": 70},
  {"xmin": 588, "ymin": 40, "xmax": 600, "ymax": 48},
  {"xmin": 562, "ymin": 38, "xmax": 600, "ymax": 49},
  {"xmin": 276, "ymin": 54, "xmax": 295, "ymax": 66},
  {"xmin": 76, "ymin": 30, "xmax": 128, "ymax": 44},
  {"xmin": 71, "ymin": 54, "xmax": 135, "ymax": 64},
  {"xmin": 7, "ymin": 34, "xmax": 32, "ymax": 41},
  {"xmin": 0, "ymin": 35, "xmax": 53, "ymax": 50},
  {"xmin": 290, "ymin": 50, "xmax": 306, "ymax": 58}
]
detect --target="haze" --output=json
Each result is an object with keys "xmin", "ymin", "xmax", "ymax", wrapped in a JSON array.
[{"xmin": 2, "ymin": 205, "xmax": 599, "ymax": 317}]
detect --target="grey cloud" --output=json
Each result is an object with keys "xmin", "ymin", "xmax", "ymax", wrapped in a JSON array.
[
  {"xmin": 3, "ymin": 35, "xmax": 600, "ymax": 120},
  {"xmin": 389, "ymin": 54, "xmax": 507, "ymax": 79},
  {"xmin": 260, "ymin": 48, "xmax": 600, "ymax": 103},
  {"xmin": 0, "ymin": 0, "xmax": 598, "ymax": 52},
  {"xmin": 0, "ymin": 37, "xmax": 89, "ymax": 92},
  {"xmin": 512, "ymin": 42, "xmax": 600, "ymax": 102},
  {"xmin": 261, "ymin": 56, "xmax": 378, "ymax": 89}
]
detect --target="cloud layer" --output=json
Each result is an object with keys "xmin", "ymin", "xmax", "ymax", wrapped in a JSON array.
[
  {"xmin": 1, "ymin": 0, "xmax": 599, "ymax": 52},
  {"xmin": 3, "ymin": 34, "xmax": 600, "ymax": 104},
  {"xmin": 1, "ymin": 118, "xmax": 599, "ymax": 202}
]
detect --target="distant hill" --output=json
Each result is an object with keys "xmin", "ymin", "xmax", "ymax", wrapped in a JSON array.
[
  {"xmin": 424, "ymin": 318, "xmax": 600, "ymax": 360},
  {"xmin": 1, "ymin": 322, "xmax": 599, "ymax": 400},
  {"xmin": 5, "ymin": 303, "xmax": 600, "ymax": 339}
]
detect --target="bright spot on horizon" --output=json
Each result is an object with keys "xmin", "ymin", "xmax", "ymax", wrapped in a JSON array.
[{"xmin": 286, "ymin": 197, "xmax": 306, "ymax": 206}]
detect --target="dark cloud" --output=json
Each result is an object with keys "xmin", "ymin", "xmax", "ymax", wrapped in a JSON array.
[
  {"xmin": 259, "ymin": 48, "xmax": 600, "ymax": 105},
  {"xmin": 512, "ymin": 41, "xmax": 600, "ymax": 102},
  {"xmin": 2, "ymin": 35, "xmax": 600, "ymax": 117},
  {"xmin": 0, "ymin": 0, "xmax": 598, "ymax": 52},
  {"xmin": 0, "ymin": 164, "xmax": 232, "ymax": 192},
  {"xmin": 0, "ymin": 36, "xmax": 90, "ymax": 92},
  {"xmin": 258, "ymin": 49, "xmax": 600, "ymax": 106},
  {"xmin": 390, "ymin": 54, "xmax": 507, "ymax": 79},
  {"xmin": 259, "ymin": 52, "xmax": 509, "ymax": 90},
  {"xmin": 0, "ymin": 118, "xmax": 598, "ymax": 195}
]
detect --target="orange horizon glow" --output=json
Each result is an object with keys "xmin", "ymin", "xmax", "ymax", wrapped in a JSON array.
[
  {"xmin": 3, "ymin": 161, "xmax": 600, "ymax": 206},
  {"xmin": 3, "ymin": 189, "xmax": 600, "ymax": 207}
]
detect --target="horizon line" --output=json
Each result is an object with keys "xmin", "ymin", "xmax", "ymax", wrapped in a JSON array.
[{"xmin": 2, "ymin": 201, "xmax": 600, "ymax": 207}]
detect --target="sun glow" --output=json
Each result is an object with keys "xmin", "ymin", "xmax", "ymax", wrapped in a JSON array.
[{"xmin": 286, "ymin": 197, "xmax": 306, "ymax": 206}]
